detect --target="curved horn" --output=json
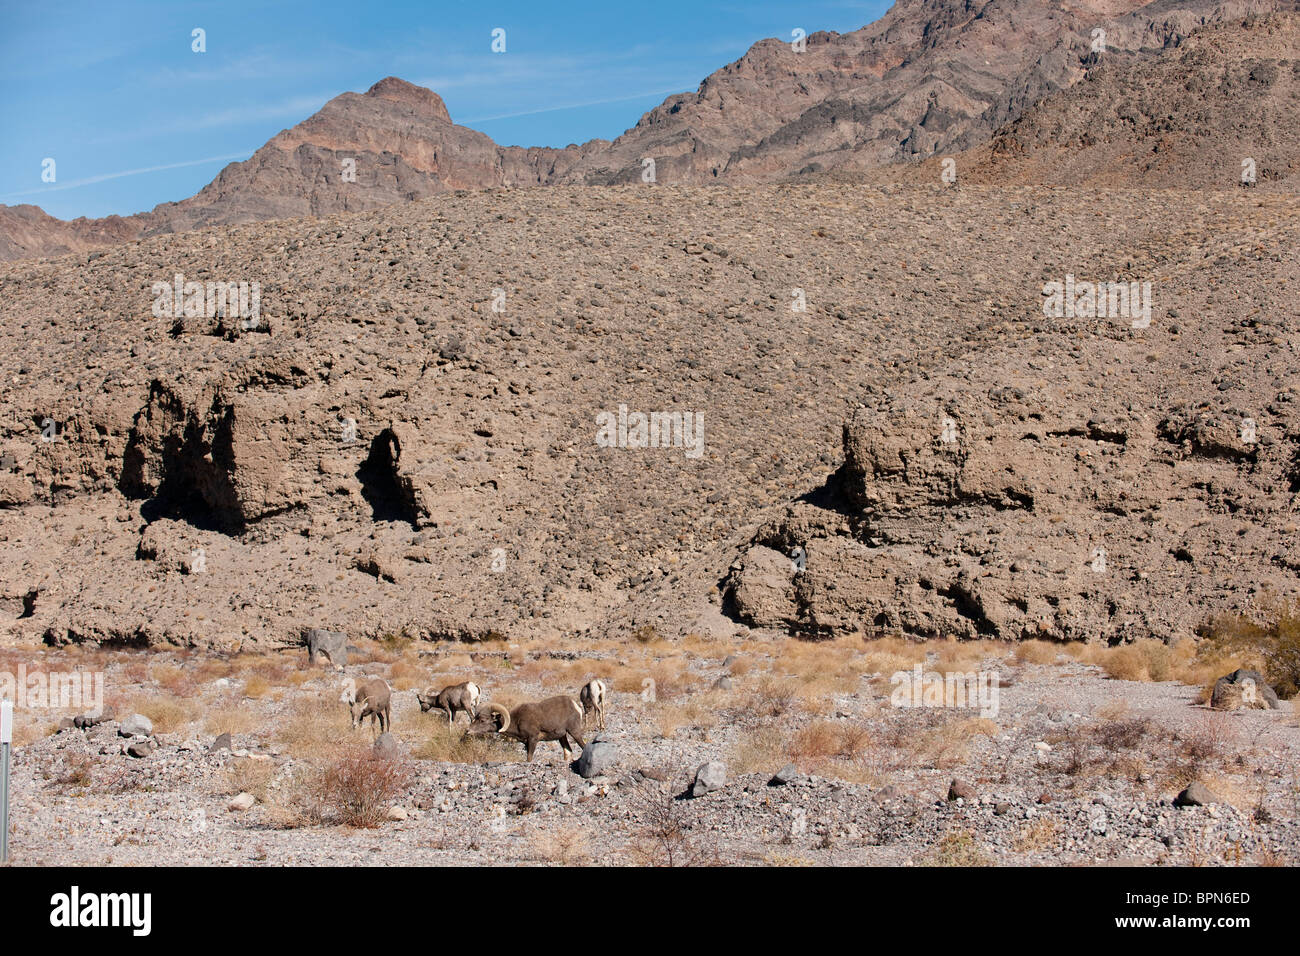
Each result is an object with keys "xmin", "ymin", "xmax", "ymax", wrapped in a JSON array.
[{"xmin": 487, "ymin": 702, "xmax": 510, "ymax": 734}]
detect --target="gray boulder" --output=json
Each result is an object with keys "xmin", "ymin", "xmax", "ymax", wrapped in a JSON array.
[
  {"xmin": 373, "ymin": 732, "xmax": 402, "ymax": 759},
  {"xmin": 1211, "ymin": 668, "xmax": 1280, "ymax": 711},
  {"xmin": 576, "ymin": 738, "xmax": 619, "ymax": 778},
  {"xmin": 119, "ymin": 713, "xmax": 153, "ymax": 737},
  {"xmin": 305, "ymin": 628, "xmax": 349, "ymax": 667},
  {"xmin": 691, "ymin": 760, "xmax": 727, "ymax": 797},
  {"xmin": 210, "ymin": 732, "xmax": 232, "ymax": 752}
]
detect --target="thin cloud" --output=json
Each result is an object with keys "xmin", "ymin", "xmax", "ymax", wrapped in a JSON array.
[
  {"xmin": 0, "ymin": 151, "xmax": 252, "ymax": 200},
  {"xmin": 462, "ymin": 87, "xmax": 689, "ymax": 124}
]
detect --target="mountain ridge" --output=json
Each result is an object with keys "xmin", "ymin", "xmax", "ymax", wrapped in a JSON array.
[{"xmin": 1, "ymin": 0, "xmax": 1291, "ymax": 261}]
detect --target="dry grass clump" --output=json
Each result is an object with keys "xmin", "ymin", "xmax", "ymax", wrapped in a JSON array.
[
  {"xmin": 730, "ymin": 726, "xmax": 786, "ymax": 775},
  {"xmin": 1014, "ymin": 640, "xmax": 1064, "ymax": 665},
  {"xmin": 274, "ymin": 693, "xmax": 355, "ymax": 760},
  {"xmin": 1014, "ymin": 818, "xmax": 1061, "ymax": 853},
  {"xmin": 216, "ymin": 758, "xmax": 276, "ymax": 800},
  {"xmin": 785, "ymin": 720, "xmax": 872, "ymax": 767},
  {"xmin": 738, "ymin": 676, "xmax": 798, "ymax": 718},
  {"xmin": 859, "ymin": 636, "xmax": 928, "ymax": 675},
  {"xmin": 891, "ymin": 714, "xmax": 998, "ymax": 769},
  {"xmin": 1072, "ymin": 638, "xmax": 1218, "ymax": 686},
  {"xmin": 411, "ymin": 723, "xmax": 521, "ymax": 763},
  {"xmin": 12, "ymin": 716, "xmax": 58, "ymax": 747},
  {"xmin": 148, "ymin": 661, "xmax": 197, "ymax": 695},
  {"xmin": 202, "ymin": 705, "xmax": 257, "ymax": 737},
  {"xmin": 920, "ymin": 829, "xmax": 992, "ymax": 866},
  {"xmin": 386, "ymin": 657, "xmax": 426, "ymax": 691},
  {"xmin": 114, "ymin": 692, "xmax": 201, "ymax": 734},
  {"xmin": 529, "ymin": 825, "xmax": 592, "ymax": 865}
]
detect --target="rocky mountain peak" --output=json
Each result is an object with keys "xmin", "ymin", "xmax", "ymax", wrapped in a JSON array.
[{"xmin": 363, "ymin": 76, "xmax": 453, "ymax": 122}]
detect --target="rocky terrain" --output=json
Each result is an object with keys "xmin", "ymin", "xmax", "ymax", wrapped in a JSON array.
[
  {"xmin": 2, "ymin": 181, "xmax": 1296, "ymax": 650},
  {"xmin": 1, "ymin": 0, "xmax": 1298, "ymax": 869},
  {"xmin": 4, "ymin": 636, "xmax": 1297, "ymax": 866},
  {"xmin": 4, "ymin": 0, "xmax": 1296, "ymax": 261}
]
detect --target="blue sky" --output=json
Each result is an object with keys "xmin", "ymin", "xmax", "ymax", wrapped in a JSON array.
[{"xmin": 0, "ymin": 0, "xmax": 890, "ymax": 221}]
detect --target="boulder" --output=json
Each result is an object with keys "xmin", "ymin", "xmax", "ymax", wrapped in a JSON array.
[
  {"xmin": 228, "ymin": 792, "xmax": 255, "ymax": 811},
  {"xmin": 305, "ymin": 628, "xmax": 349, "ymax": 667},
  {"xmin": 119, "ymin": 713, "xmax": 153, "ymax": 737},
  {"xmin": 1211, "ymin": 668, "xmax": 1280, "ymax": 711},
  {"xmin": 691, "ymin": 760, "xmax": 727, "ymax": 797},
  {"xmin": 1175, "ymin": 782, "xmax": 1222, "ymax": 807},
  {"xmin": 576, "ymin": 738, "xmax": 619, "ymax": 779}
]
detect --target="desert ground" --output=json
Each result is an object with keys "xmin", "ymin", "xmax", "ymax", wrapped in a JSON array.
[{"xmin": 3, "ymin": 631, "xmax": 1297, "ymax": 867}]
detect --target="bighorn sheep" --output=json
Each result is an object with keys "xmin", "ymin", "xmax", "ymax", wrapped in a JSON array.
[
  {"xmin": 579, "ymin": 678, "xmax": 607, "ymax": 730},
  {"xmin": 340, "ymin": 677, "xmax": 391, "ymax": 733},
  {"xmin": 467, "ymin": 696, "xmax": 586, "ymax": 762},
  {"xmin": 416, "ymin": 681, "xmax": 481, "ymax": 729}
]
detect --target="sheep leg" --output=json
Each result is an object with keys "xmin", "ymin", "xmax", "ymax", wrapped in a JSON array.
[{"xmin": 525, "ymin": 736, "xmax": 537, "ymax": 761}]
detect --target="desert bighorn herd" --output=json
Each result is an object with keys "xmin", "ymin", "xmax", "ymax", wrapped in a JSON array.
[{"xmin": 324, "ymin": 636, "xmax": 608, "ymax": 763}]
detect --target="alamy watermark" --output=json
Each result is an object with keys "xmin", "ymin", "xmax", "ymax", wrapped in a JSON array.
[
  {"xmin": 0, "ymin": 663, "xmax": 103, "ymax": 712},
  {"xmin": 595, "ymin": 405, "xmax": 704, "ymax": 458},
  {"xmin": 151, "ymin": 273, "xmax": 261, "ymax": 329},
  {"xmin": 890, "ymin": 664, "xmax": 999, "ymax": 718},
  {"xmin": 1041, "ymin": 274, "xmax": 1151, "ymax": 329}
]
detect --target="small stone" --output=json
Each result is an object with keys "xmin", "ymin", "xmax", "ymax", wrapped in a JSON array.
[
  {"xmin": 948, "ymin": 779, "xmax": 976, "ymax": 801},
  {"xmin": 228, "ymin": 792, "xmax": 255, "ymax": 811},
  {"xmin": 386, "ymin": 805, "xmax": 408, "ymax": 821},
  {"xmin": 768, "ymin": 763, "xmax": 801, "ymax": 787},
  {"xmin": 373, "ymin": 732, "xmax": 401, "ymax": 759},
  {"xmin": 210, "ymin": 732, "xmax": 232, "ymax": 752},
  {"xmin": 126, "ymin": 739, "xmax": 155, "ymax": 759}
]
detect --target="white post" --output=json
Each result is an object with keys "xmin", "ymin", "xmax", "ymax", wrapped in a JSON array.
[{"xmin": 0, "ymin": 699, "xmax": 11, "ymax": 863}]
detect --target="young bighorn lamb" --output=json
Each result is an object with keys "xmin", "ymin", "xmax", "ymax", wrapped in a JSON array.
[
  {"xmin": 416, "ymin": 681, "xmax": 481, "ymax": 729},
  {"xmin": 340, "ymin": 677, "xmax": 391, "ymax": 733},
  {"xmin": 578, "ymin": 678, "xmax": 607, "ymax": 730},
  {"xmin": 467, "ymin": 696, "xmax": 586, "ymax": 762}
]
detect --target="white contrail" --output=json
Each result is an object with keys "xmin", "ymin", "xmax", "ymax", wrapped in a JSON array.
[
  {"xmin": 1, "ymin": 151, "xmax": 253, "ymax": 200},
  {"xmin": 461, "ymin": 87, "xmax": 686, "ymax": 124}
]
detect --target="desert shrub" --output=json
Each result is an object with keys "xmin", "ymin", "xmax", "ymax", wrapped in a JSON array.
[
  {"xmin": 294, "ymin": 749, "xmax": 411, "ymax": 828},
  {"xmin": 740, "ymin": 676, "xmax": 797, "ymax": 718}
]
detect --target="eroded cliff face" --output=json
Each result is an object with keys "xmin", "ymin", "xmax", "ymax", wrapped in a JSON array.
[{"xmin": 725, "ymin": 321, "xmax": 1300, "ymax": 643}]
